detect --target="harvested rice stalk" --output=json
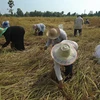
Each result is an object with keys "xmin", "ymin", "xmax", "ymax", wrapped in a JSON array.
[{"xmin": 51, "ymin": 79, "xmax": 70, "ymax": 100}]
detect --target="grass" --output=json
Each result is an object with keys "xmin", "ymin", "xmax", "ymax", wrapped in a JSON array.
[{"xmin": 0, "ymin": 16, "xmax": 100, "ymax": 100}]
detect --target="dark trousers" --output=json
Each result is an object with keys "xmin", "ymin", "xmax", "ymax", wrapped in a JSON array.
[
  {"xmin": 38, "ymin": 31, "xmax": 43, "ymax": 36},
  {"xmin": 64, "ymin": 64, "xmax": 73, "ymax": 81},
  {"xmin": 11, "ymin": 42, "xmax": 25, "ymax": 51},
  {"xmin": 74, "ymin": 29, "xmax": 82, "ymax": 36}
]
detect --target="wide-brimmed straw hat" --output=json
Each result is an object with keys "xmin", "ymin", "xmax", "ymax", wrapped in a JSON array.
[
  {"xmin": 46, "ymin": 28, "xmax": 60, "ymax": 39},
  {"xmin": 95, "ymin": 45, "xmax": 100, "ymax": 51},
  {"xmin": 0, "ymin": 27, "xmax": 8, "ymax": 37},
  {"xmin": 51, "ymin": 42, "xmax": 77, "ymax": 65},
  {"xmin": 61, "ymin": 40, "xmax": 78, "ymax": 50}
]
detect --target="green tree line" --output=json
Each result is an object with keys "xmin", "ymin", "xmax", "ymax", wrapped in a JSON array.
[
  {"xmin": 0, "ymin": 8, "xmax": 100, "ymax": 17},
  {"xmin": 0, "ymin": 0, "xmax": 100, "ymax": 17}
]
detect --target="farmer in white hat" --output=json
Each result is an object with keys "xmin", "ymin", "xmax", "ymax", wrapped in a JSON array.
[
  {"xmin": 33, "ymin": 23, "xmax": 46, "ymax": 36},
  {"xmin": 44, "ymin": 28, "xmax": 78, "ymax": 88},
  {"xmin": 92, "ymin": 44, "xmax": 100, "ymax": 64},
  {"xmin": 60, "ymin": 40, "xmax": 78, "ymax": 81},
  {"xmin": 44, "ymin": 27, "xmax": 67, "ymax": 50},
  {"xmin": 2, "ymin": 21, "xmax": 10, "ymax": 28},
  {"xmin": 51, "ymin": 41, "xmax": 78, "ymax": 88}
]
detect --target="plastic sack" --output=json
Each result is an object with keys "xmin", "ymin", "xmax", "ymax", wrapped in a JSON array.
[{"xmin": 58, "ymin": 24, "xmax": 63, "ymax": 29}]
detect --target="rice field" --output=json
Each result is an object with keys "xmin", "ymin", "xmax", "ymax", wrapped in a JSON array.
[{"xmin": 0, "ymin": 16, "xmax": 100, "ymax": 100}]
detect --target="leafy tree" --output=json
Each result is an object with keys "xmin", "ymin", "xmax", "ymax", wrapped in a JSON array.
[
  {"xmin": 25, "ymin": 12, "xmax": 29, "ymax": 17},
  {"xmin": 71, "ymin": 12, "xmax": 77, "ymax": 16},
  {"xmin": 16, "ymin": 8, "xmax": 24, "ymax": 17},
  {"xmin": 61, "ymin": 11, "xmax": 64, "ymax": 15},
  {"xmin": 0, "ymin": 12, "xmax": 2, "ymax": 16},
  {"xmin": 43, "ymin": 11, "xmax": 53, "ymax": 17},
  {"xmin": 8, "ymin": 0, "xmax": 14, "ymax": 15},
  {"xmin": 29, "ymin": 11, "xmax": 35, "ymax": 16},
  {"xmin": 88, "ymin": 11, "xmax": 94, "ymax": 16},
  {"xmin": 67, "ymin": 12, "xmax": 71, "ymax": 16},
  {"xmin": 97, "ymin": 11, "xmax": 100, "ymax": 16}
]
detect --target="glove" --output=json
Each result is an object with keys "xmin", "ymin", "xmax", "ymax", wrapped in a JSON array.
[{"xmin": 58, "ymin": 80, "xmax": 64, "ymax": 89}]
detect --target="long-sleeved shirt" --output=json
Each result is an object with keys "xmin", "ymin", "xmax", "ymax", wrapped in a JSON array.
[
  {"xmin": 45, "ymin": 28, "xmax": 67, "ymax": 81},
  {"xmin": 74, "ymin": 16, "xmax": 84, "ymax": 29},
  {"xmin": 53, "ymin": 41, "xmax": 78, "ymax": 81},
  {"xmin": 36, "ymin": 23, "xmax": 46, "ymax": 32},
  {"xmin": 94, "ymin": 45, "xmax": 100, "ymax": 58},
  {"xmin": 46, "ymin": 29, "xmax": 67, "ymax": 47},
  {"xmin": 54, "ymin": 61, "xmax": 63, "ymax": 81}
]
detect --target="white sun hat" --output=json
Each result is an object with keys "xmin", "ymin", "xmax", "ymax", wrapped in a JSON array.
[
  {"xmin": 51, "ymin": 42, "xmax": 77, "ymax": 65},
  {"xmin": 61, "ymin": 40, "xmax": 78, "ymax": 50},
  {"xmin": 95, "ymin": 45, "xmax": 100, "ymax": 51},
  {"xmin": 46, "ymin": 28, "xmax": 60, "ymax": 39}
]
